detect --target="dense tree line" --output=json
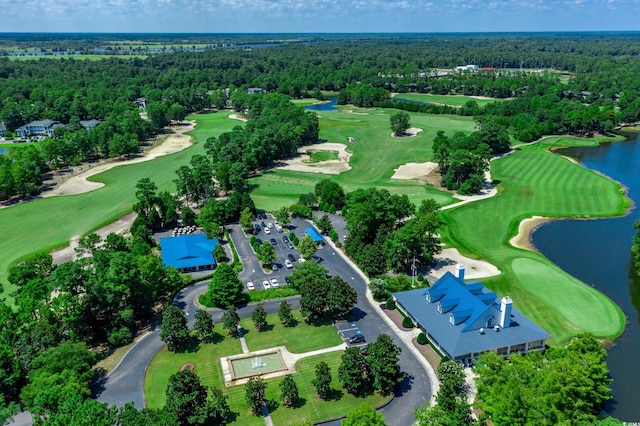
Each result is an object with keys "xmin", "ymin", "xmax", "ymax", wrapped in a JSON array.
[
  {"xmin": 342, "ymin": 187, "xmax": 442, "ymax": 276},
  {"xmin": 475, "ymin": 333, "xmax": 613, "ymax": 425}
]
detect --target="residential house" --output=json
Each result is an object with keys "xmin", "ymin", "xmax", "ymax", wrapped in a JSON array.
[
  {"xmin": 16, "ymin": 120, "xmax": 63, "ymax": 138},
  {"xmin": 79, "ymin": 119, "xmax": 102, "ymax": 130}
]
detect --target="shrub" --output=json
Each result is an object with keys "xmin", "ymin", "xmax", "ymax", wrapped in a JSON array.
[
  {"xmin": 289, "ymin": 232, "xmax": 299, "ymax": 245},
  {"xmin": 385, "ymin": 296, "xmax": 395, "ymax": 310},
  {"xmin": 328, "ymin": 204, "xmax": 336, "ymax": 214},
  {"xmin": 402, "ymin": 316, "xmax": 414, "ymax": 329},
  {"xmin": 329, "ymin": 229, "xmax": 339, "ymax": 242},
  {"xmin": 250, "ymin": 235, "xmax": 257, "ymax": 246},
  {"xmin": 417, "ymin": 273, "xmax": 424, "ymax": 282},
  {"xmin": 417, "ymin": 332, "xmax": 428, "ymax": 345},
  {"xmin": 335, "ymin": 241, "xmax": 343, "ymax": 248}
]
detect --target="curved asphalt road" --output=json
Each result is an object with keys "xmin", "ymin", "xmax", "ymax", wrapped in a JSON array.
[{"xmin": 96, "ymin": 248, "xmax": 432, "ymax": 425}]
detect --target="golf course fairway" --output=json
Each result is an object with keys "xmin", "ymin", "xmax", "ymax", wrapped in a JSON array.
[{"xmin": 440, "ymin": 136, "xmax": 628, "ymax": 344}]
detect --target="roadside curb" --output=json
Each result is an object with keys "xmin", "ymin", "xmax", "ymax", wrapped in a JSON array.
[
  {"xmin": 320, "ymin": 228, "xmax": 440, "ymax": 405},
  {"xmin": 106, "ymin": 330, "xmax": 153, "ymax": 378}
]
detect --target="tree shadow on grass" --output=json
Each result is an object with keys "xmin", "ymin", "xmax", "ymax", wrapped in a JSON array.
[
  {"xmin": 265, "ymin": 399, "xmax": 280, "ymax": 415},
  {"xmin": 176, "ymin": 337, "xmax": 200, "ymax": 354},
  {"xmin": 290, "ymin": 396, "xmax": 307, "ymax": 409},
  {"xmin": 259, "ymin": 324, "xmax": 275, "ymax": 332},
  {"xmin": 324, "ymin": 388, "xmax": 344, "ymax": 401},
  {"xmin": 208, "ymin": 332, "xmax": 225, "ymax": 345}
]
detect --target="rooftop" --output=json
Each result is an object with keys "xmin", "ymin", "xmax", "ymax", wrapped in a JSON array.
[
  {"xmin": 394, "ymin": 271, "xmax": 551, "ymax": 358},
  {"xmin": 305, "ymin": 227, "xmax": 324, "ymax": 243},
  {"xmin": 160, "ymin": 233, "xmax": 219, "ymax": 270}
]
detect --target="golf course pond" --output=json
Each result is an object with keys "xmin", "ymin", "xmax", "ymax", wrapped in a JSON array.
[{"xmin": 532, "ymin": 131, "xmax": 640, "ymax": 421}]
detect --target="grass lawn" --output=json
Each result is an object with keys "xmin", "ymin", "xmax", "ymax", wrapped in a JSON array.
[
  {"xmin": 145, "ymin": 311, "xmax": 386, "ymax": 425},
  {"xmin": 240, "ymin": 312, "xmax": 342, "ymax": 353},
  {"xmin": 0, "ymin": 112, "xmax": 236, "ymax": 303},
  {"xmin": 393, "ymin": 93, "xmax": 507, "ymax": 108},
  {"xmin": 440, "ymin": 136, "xmax": 628, "ymax": 344},
  {"xmin": 307, "ymin": 150, "xmax": 339, "ymax": 163},
  {"xmin": 250, "ymin": 108, "xmax": 471, "ymax": 210}
]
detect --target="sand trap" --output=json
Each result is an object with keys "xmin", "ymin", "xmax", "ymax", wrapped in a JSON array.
[
  {"xmin": 228, "ymin": 113, "xmax": 247, "ymax": 122},
  {"xmin": 278, "ymin": 142, "xmax": 352, "ymax": 175},
  {"xmin": 509, "ymin": 216, "xmax": 552, "ymax": 250},
  {"xmin": 50, "ymin": 212, "xmax": 137, "ymax": 264},
  {"xmin": 42, "ymin": 121, "xmax": 194, "ymax": 198},
  {"xmin": 391, "ymin": 127, "xmax": 423, "ymax": 138},
  {"xmin": 392, "ymin": 162, "xmax": 438, "ymax": 180},
  {"xmin": 431, "ymin": 247, "xmax": 501, "ymax": 279}
]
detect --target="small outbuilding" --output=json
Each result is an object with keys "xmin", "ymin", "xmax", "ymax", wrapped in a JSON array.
[
  {"xmin": 160, "ymin": 234, "xmax": 219, "ymax": 273},
  {"xmin": 305, "ymin": 227, "xmax": 324, "ymax": 243}
]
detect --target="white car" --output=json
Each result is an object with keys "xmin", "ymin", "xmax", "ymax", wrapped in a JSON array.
[
  {"xmin": 267, "ymin": 222, "xmax": 274, "ymax": 229},
  {"xmin": 298, "ymin": 257, "xmax": 306, "ymax": 263},
  {"xmin": 284, "ymin": 259, "xmax": 293, "ymax": 269},
  {"xmin": 270, "ymin": 278, "xmax": 279, "ymax": 288},
  {"xmin": 262, "ymin": 280, "xmax": 271, "ymax": 290},
  {"xmin": 247, "ymin": 281, "xmax": 255, "ymax": 291},
  {"xmin": 264, "ymin": 227, "xmax": 271, "ymax": 235}
]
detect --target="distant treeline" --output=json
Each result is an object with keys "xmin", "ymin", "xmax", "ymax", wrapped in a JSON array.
[{"xmin": 2, "ymin": 33, "xmax": 640, "ymax": 199}]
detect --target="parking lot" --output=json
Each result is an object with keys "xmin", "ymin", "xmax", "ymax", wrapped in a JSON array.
[
  {"xmin": 227, "ymin": 213, "xmax": 329, "ymax": 291},
  {"xmin": 335, "ymin": 321, "xmax": 368, "ymax": 348}
]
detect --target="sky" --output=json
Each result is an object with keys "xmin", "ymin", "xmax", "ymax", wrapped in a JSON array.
[{"xmin": 1, "ymin": 0, "xmax": 640, "ymax": 33}]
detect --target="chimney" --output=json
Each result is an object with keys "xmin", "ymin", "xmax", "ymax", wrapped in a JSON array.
[
  {"xmin": 455, "ymin": 264, "xmax": 465, "ymax": 282},
  {"xmin": 500, "ymin": 297, "xmax": 512, "ymax": 328}
]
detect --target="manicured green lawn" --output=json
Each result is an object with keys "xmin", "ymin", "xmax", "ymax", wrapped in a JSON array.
[
  {"xmin": 240, "ymin": 312, "xmax": 342, "ymax": 353},
  {"xmin": 250, "ymin": 108, "xmax": 470, "ymax": 210},
  {"xmin": 145, "ymin": 311, "xmax": 386, "ymax": 425},
  {"xmin": 394, "ymin": 93, "xmax": 506, "ymax": 108},
  {"xmin": 440, "ymin": 136, "xmax": 628, "ymax": 344},
  {"xmin": 0, "ymin": 113, "xmax": 236, "ymax": 303}
]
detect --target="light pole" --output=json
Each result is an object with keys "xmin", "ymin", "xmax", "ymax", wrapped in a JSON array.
[{"xmin": 411, "ymin": 257, "xmax": 420, "ymax": 286}]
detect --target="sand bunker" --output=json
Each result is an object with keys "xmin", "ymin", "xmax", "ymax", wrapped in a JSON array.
[
  {"xmin": 431, "ymin": 247, "xmax": 501, "ymax": 279},
  {"xmin": 391, "ymin": 127, "xmax": 423, "ymax": 138},
  {"xmin": 278, "ymin": 142, "xmax": 352, "ymax": 175},
  {"xmin": 42, "ymin": 121, "xmax": 194, "ymax": 198},
  {"xmin": 391, "ymin": 162, "xmax": 438, "ymax": 180},
  {"xmin": 509, "ymin": 216, "xmax": 551, "ymax": 250},
  {"xmin": 228, "ymin": 113, "xmax": 247, "ymax": 122}
]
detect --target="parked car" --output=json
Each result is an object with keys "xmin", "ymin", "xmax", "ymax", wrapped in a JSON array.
[
  {"xmin": 287, "ymin": 253, "xmax": 296, "ymax": 261},
  {"xmin": 285, "ymin": 259, "xmax": 293, "ymax": 269},
  {"xmin": 282, "ymin": 236, "xmax": 289, "ymax": 243},
  {"xmin": 310, "ymin": 254, "xmax": 322, "ymax": 262},
  {"xmin": 247, "ymin": 281, "xmax": 255, "ymax": 291},
  {"xmin": 256, "ymin": 238, "xmax": 262, "ymax": 245},
  {"xmin": 297, "ymin": 257, "xmax": 306, "ymax": 263},
  {"xmin": 254, "ymin": 224, "xmax": 261, "ymax": 232},
  {"xmin": 270, "ymin": 278, "xmax": 279, "ymax": 288},
  {"xmin": 262, "ymin": 280, "xmax": 271, "ymax": 290},
  {"xmin": 271, "ymin": 263, "xmax": 278, "ymax": 271},
  {"xmin": 287, "ymin": 242, "xmax": 294, "ymax": 249},
  {"xmin": 348, "ymin": 334, "xmax": 365, "ymax": 344},
  {"xmin": 285, "ymin": 276, "xmax": 292, "ymax": 284},
  {"xmin": 270, "ymin": 238, "xmax": 277, "ymax": 245},
  {"xmin": 264, "ymin": 227, "xmax": 271, "ymax": 235},
  {"xmin": 275, "ymin": 224, "xmax": 283, "ymax": 232},
  {"xmin": 267, "ymin": 222, "xmax": 274, "ymax": 229}
]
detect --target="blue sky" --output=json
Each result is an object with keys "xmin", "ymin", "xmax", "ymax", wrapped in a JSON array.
[{"xmin": 1, "ymin": 0, "xmax": 639, "ymax": 33}]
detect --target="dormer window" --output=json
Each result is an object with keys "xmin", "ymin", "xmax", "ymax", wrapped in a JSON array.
[
  {"xmin": 437, "ymin": 303, "xmax": 442, "ymax": 313},
  {"xmin": 486, "ymin": 316, "xmax": 494, "ymax": 328},
  {"xmin": 426, "ymin": 293, "xmax": 431, "ymax": 303},
  {"xmin": 449, "ymin": 313, "xmax": 455, "ymax": 325}
]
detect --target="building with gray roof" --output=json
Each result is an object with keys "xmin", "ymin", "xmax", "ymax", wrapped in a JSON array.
[
  {"xmin": 393, "ymin": 264, "xmax": 551, "ymax": 365},
  {"xmin": 79, "ymin": 119, "xmax": 102, "ymax": 130},
  {"xmin": 16, "ymin": 119, "xmax": 63, "ymax": 138}
]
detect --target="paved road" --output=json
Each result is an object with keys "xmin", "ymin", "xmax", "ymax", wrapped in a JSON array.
[{"xmin": 96, "ymin": 219, "xmax": 432, "ymax": 425}]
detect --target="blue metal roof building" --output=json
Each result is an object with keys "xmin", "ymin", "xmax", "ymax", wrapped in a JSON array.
[
  {"xmin": 160, "ymin": 234, "xmax": 219, "ymax": 273},
  {"xmin": 393, "ymin": 265, "xmax": 551, "ymax": 365},
  {"xmin": 305, "ymin": 227, "xmax": 324, "ymax": 243}
]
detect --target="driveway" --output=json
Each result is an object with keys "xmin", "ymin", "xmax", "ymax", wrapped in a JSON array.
[{"xmin": 96, "ymin": 218, "xmax": 432, "ymax": 425}]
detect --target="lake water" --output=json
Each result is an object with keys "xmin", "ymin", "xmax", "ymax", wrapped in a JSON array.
[
  {"xmin": 304, "ymin": 96, "xmax": 337, "ymax": 112},
  {"xmin": 532, "ymin": 132, "xmax": 640, "ymax": 421}
]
